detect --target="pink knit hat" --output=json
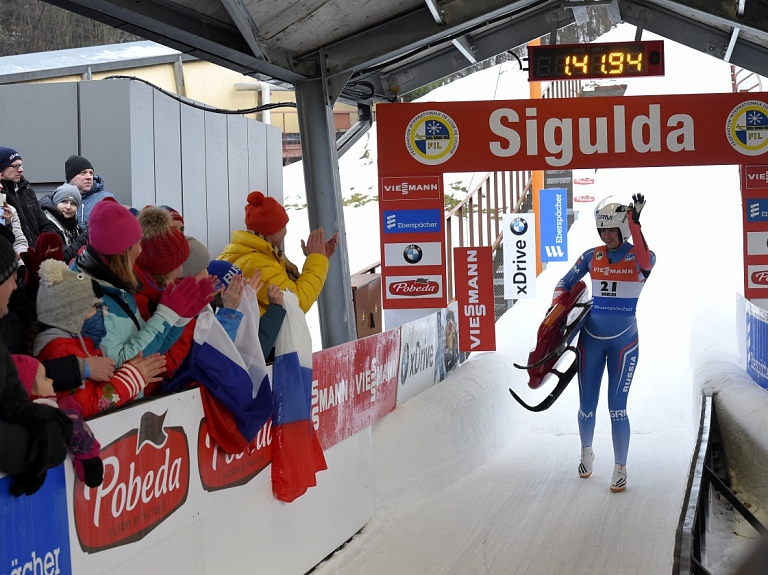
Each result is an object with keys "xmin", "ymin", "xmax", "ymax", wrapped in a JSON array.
[
  {"xmin": 88, "ymin": 199, "xmax": 143, "ymax": 255},
  {"xmin": 11, "ymin": 354, "xmax": 41, "ymax": 395}
]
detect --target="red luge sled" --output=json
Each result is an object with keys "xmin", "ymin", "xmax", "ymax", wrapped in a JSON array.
[{"xmin": 514, "ymin": 280, "xmax": 591, "ymax": 389}]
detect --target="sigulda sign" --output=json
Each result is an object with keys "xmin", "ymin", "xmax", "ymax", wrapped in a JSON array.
[{"xmin": 376, "ymin": 93, "xmax": 768, "ymax": 175}]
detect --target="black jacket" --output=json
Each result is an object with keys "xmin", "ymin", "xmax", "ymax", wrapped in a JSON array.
[
  {"xmin": 1, "ymin": 176, "xmax": 58, "ymax": 246},
  {"xmin": 38, "ymin": 196, "xmax": 88, "ymax": 263}
]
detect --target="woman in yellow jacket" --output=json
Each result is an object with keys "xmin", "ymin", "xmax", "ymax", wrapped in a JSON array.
[{"xmin": 217, "ymin": 191, "xmax": 338, "ymax": 315}]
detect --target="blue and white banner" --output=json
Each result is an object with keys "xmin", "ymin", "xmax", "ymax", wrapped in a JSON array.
[
  {"xmin": 746, "ymin": 301, "xmax": 768, "ymax": 390},
  {"xmin": 1, "ymin": 465, "xmax": 72, "ymax": 575},
  {"xmin": 539, "ymin": 188, "xmax": 568, "ymax": 262},
  {"xmin": 382, "ymin": 209, "xmax": 442, "ymax": 234}
]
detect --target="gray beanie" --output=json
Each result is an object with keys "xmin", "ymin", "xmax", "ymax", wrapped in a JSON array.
[
  {"xmin": 52, "ymin": 183, "xmax": 82, "ymax": 210},
  {"xmin": 37, "ymin": 259, "xmax": 103, "ymax": 334},
  {"xmin": 180, "ymin": 236, "xmax": 211, "ymax": 278}
]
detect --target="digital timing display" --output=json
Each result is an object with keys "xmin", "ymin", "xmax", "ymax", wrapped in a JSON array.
[{"xmin": 527, "ymin": 41, "xmax": 665, "ymax": 82}]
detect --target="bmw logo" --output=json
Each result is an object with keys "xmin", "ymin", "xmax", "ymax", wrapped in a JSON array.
[
  {"xmin": 403, "ymin": 244, "xmax": 423, "ymax": 264},
  {"xmin": 400, "ymin": 343, "xmax": 410, "ymax": 384},
  {"xmin": 510, "ymin": 217, "xmax": 528, "ymax": 236}
]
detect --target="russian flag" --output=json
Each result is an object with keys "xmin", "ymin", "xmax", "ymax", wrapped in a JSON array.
[
  {"xmin": 271, "ymin": 291, "xmax": 327, "ymax": 502},
  {"xmin": 166, "ymin": 288, "xmax": 273, "ymax": 455}
]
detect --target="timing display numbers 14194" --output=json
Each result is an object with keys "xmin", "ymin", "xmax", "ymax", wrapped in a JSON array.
[{"xmin": 527, "ymin": 40, "xmax": 665, "ymax": 82}]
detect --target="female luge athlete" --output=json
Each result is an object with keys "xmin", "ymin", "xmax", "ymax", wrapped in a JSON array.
[{"xmin": 552, "ymin": 193, "xmax": 655, "ymax": 492}]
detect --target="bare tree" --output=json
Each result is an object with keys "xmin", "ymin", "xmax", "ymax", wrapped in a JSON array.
[{"xmin": 0, "ymin": 0, "xmax": 139, "ymax": 57}]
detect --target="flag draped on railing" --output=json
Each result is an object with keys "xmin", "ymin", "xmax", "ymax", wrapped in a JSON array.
[{"xmin": 271, "ymin": 291, "xmax": 327, "ymax": 502}]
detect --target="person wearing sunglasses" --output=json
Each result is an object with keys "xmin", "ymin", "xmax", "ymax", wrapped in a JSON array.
[{"xmin": 0, "ymin": 147, "xmax": 57, "ymax": 248}]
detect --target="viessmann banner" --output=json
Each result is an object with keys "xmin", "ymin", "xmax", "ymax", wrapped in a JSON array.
[{"xmin": 376, "ymin": 93, "xmax": 768, "ymax": 175}]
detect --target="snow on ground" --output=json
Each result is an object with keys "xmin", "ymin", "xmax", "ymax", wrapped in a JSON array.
[{"xmin": 276, "ymin": 22, "xmax": 767, "ymax": 573}]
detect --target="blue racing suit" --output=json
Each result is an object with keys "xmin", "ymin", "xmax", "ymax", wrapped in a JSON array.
[{"xmin": 553, "ymin": 218, "xmax": 655, "ymax": 465}]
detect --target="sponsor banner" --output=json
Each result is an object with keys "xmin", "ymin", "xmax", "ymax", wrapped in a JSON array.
[
  {"xmin": 746, "ymin": 301, "xmax": 768, "ymax": 390},
  {"xmin": 312, "ymin": 330, "xmax": 400, "ymax": 449},
  {"xmin": 745, "ymin": 198, "xmax": 768, "ymax": 222},
  {"xmin": 502, "ymin": 214, "xmax": 537, "ymax": 299},
  {"xmin": 70, "ymin": 389, "xmax": 273, "ymax": 575},
  {"xmin": 747, "ymin": 265, "xmax": 768, "ymax": 289},
  {"xmin": 382, "ymin": 208, "xmax": 442, "ymax": 234},
  {"xmin": 377, "ymin": 93, "xmax": 768, "ymax": 175},
  {"xmin": 384, "ymin": 241, "xmax": 443, "ymax": 268},
  {"xmin": 1, "ymin": 465, "xmax": 72, "ymax": 575},
  {"xmin": 380, "ymin": 175, "xmax": 442, "ymax": 201},
  {"xmin": 397, "ymin": 310, "xmax": 441, "ymax": 404},
  {"xmin": 574, "ymin": 195, "xmax": 595, "ymax": 202},
  {"xmin": 746, "ymin": 231, "xmax": 768, "ymax": 256},
  {"xmin": 539, "ymin": 188, "xmax": 569, "ymax": 262},
  {"xmin": 744, "ymin": 165, "xmax": 768, "ymax": 189},
  {"xmin": 454, "ymin": 247, "xmax": 496, "ymax": 352},
  {"xmin": 385, "ymin": 275, "xmax": 444, "ymax": 300},
  {"xmin": 574, "ymin": 178, "xmax": 594, "ymax": 184}
]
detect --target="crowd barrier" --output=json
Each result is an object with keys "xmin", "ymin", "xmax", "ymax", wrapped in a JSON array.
[{"xmin": 1, "ymin": 303, "xmax": 460, "ymax": 575}]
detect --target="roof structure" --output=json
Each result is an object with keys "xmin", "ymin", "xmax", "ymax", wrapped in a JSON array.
[{"xmin": 43, "ymin": 0, "xmax": 768, "ymax": 103}]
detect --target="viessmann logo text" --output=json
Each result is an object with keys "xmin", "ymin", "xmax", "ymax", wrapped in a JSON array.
[
  {"xmin": 381, "ymin": 175, "xmax": 441, "ymax": 201},
  {"xmin": 383, "ymin": 209, "xmax": 442, "ymax": 234}
]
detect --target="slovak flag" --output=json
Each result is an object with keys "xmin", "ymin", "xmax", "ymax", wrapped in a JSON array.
[
  {"xmin": 166, "ymin": 287, "xmax": 273, "ymax": 455},
  {"xmin": 271, "ymin": 290, "xmax": 327, "ymax": 502}
]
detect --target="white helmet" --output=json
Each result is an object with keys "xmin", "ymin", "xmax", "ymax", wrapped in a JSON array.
[{"xmin": 594, "ymin": 196, "xmax": 630, "ymax": 242}]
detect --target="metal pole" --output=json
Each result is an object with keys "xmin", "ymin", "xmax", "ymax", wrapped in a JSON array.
[{"xmin": 294, "ymin": 78, "xmax": 356, "ymax": 348}]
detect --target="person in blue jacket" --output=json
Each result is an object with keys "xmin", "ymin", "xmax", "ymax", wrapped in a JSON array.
[{"xmin": 552, "ymin": 193, "xmax": 655, "ymax": 493}]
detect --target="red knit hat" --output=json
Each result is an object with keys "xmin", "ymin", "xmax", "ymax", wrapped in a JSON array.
[
  {"xmin": 88, "ymin": 198, "xmax": 143, "ymax": 256},
  {"xmin": 136, "ymin": 206, "xmax": 190, "ymax": 275},
  {"xmin": 12, "ymin": 354, "xmax": 41, "ymax": 395},
  {"xmin": 244, "ymin": 191, "xmax": 288, "ymax": 236}
]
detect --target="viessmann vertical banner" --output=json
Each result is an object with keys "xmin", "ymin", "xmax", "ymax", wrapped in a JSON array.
[
  {"xmin": 453, "ymin": 247, "xmax": 496, "ymax": 351},
  {"xmin": 379, "ymin": 175, "xmax": 448, "ymax": 309}
]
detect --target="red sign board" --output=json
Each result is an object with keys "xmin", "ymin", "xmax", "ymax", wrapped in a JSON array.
[
  {"xmin": 311, "ymin": 329, "xmax": 400, "ymax": 449},
  {"xmin": 453, "ymin": 247, "xmax": 496, "ymax": 352},
  {"xmin": 574, "ymin": 195, "xmax": 595, "ymax": 202},
  {"xmin": 379, "ymin": 174, "xmax": 448, "ymax": 309},
  {"xmin": 377, "ymin": 93, "xmax": 768, "ymax": 176},
  {"xmin": 74, "ymin": 413, "xmax": 190, "ymax": 552},
  {"xmin": 741, "ymin": 165, "xmax": 768, "ymax": 298},
  {"xmin": 197, "ymin": 419, "xmax": 271, "ymax": 492}
]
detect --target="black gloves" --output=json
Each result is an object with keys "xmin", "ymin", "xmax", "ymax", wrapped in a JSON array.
[
  {"xmin": 629, "ymin": 193, "xmax": 645, "ymax": 224},
  {"xmin": 9, "ymin": 408, "xmax": 73, "ymax": 497}
]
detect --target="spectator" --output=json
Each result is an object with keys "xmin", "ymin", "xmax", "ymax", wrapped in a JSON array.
[
  {"xmin": 134, "ymin": 205, "xmax": 190, "ymax": 320},
  {"xmin": 217, "ymin": 191, "xmax": 338, "ymax": 314},
  {"xmin": 63, "ymin": 155, "xmax": 115, "ymax": 228},
  {"xmin": 0, "ymin": 235, "xmax": 73, "ymax": 497},
  {"xmin": 161, "ymin": 205, "xmax": 185, "ymax": 234},
  {"xmin": 39, "ymin": 183, "xmax": 88, "ymax": 263},
  {"xmin": 12, "ymin": 354, "xmax": 103, "ymax": 487},
  {"xmin": 207, "ymin": 259, "xmax": 285, "ymax": 358},
  {"xmin": 72, "ymin": 199, "xmax": 212, "ymax": 367},
  {"xmin": 33, "ymin": 258, "xmax": 166, "ymax": 418},
  {"xmin": 0, "ymin": 147, "xmax": 58, "ymax": 247}
]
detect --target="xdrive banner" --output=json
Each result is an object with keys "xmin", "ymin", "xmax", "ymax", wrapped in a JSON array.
[
  {"xmin": 376, "ymin": 93, "xmax": 768, "ymax": 175},
  {"xmin": 502, "ymin": 213, "xmax": 537, "ymax": 300},
  {"xmin": 539, "ymin": 188, "xmax": 568, "ymax": 262}
]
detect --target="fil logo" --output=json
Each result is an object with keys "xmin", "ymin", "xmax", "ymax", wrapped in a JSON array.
[
  {"xmin": 544, "ymin": 246, "xmax": 564, "ymax": 258},
  {"xmin": 386, "ymin": 214, "xmax": 397, "ymax": 230}
]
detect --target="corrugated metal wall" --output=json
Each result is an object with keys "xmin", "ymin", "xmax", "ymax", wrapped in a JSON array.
[{"xmin": 0, "ymin": 79, "xmax": 283, "ymax": 256}]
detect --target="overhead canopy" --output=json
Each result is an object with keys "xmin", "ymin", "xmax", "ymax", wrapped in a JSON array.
[{"xmin": 43, "ymin": 0, "xmax": 768, "ymax": 104}]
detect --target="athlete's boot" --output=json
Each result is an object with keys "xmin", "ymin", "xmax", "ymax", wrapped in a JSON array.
[
  {"xmin": 610, "ymin": 464, "xmax": 628, "ymax": 492},
  {"xmin": 578, "ymin": 446, "xmax": 594, "ymax": 478}
]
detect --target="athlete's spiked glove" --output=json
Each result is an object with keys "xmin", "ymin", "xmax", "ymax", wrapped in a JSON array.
[{"xmin": 628, "ymin": 193, "xmax": 645, "ymax": 224}]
